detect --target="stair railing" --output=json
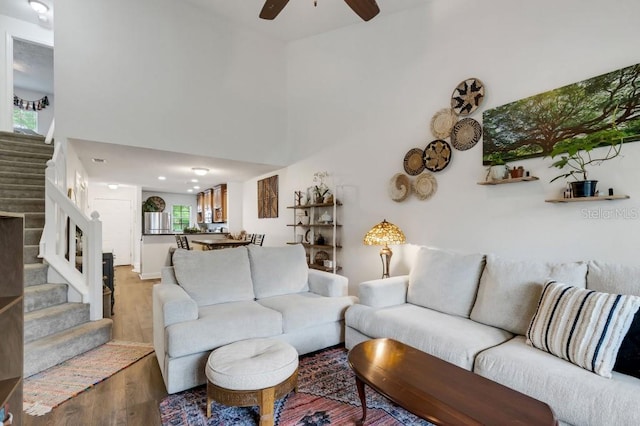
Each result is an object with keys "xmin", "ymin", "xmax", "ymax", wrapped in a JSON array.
[{"xmin": 42, "ymin": 146, "xmax": 103, "ymax": 321}]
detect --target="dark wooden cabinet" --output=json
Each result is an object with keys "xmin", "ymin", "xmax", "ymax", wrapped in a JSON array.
[
  {"xmin": 102, "ymin": 252, "xmax": 115, "ymax": 315},
  {"xmin": 203, "ymin": 189, "xmax": 213, "ymax": 223},
  {"xmin": 0, "ymin": 213, "xmax": 24, "ymax": 425},
  {"xmin": 213, "ymin": 184, "xmax": 227, "ymax": 223},
  {"xmin": 196, "ymin": 192, "xmax": 204, "ymax": 223}
]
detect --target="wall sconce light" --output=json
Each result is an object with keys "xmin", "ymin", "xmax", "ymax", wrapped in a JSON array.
[{"xmin": 363, "ymin": 219, "xmax": 406, "ymax": 278}]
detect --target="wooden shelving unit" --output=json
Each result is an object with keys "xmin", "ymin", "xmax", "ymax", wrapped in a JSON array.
[
  {"xmin": 477, "ymin": 176, "xmax": 539, "ymax": 185},
  {"xmin": 545, "ymin": 195, "xmax": 630, "ymax": 203},
  {"xmin": 0, "ymin": 213, "xmax": 24, "ymax": 425}
]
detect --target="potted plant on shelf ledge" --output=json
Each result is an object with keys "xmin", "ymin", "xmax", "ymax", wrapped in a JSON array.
[
  {"xmin": 547, "ymin": 124, "xmax": 624, "ymax": 197},
  {"xmin": 484, "ymin": 153, "xmax": 509, "ymax": 181}
]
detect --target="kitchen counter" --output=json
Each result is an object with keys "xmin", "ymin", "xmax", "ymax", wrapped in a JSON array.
[{"xmin": 139, "ymin": 233, "xmax": 230, "ymax": 279}]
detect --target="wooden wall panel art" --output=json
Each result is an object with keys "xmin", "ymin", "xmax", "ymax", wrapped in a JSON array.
[{"xmin": 258, "ymin": 175, "xmax": 278, "ymax": 218}]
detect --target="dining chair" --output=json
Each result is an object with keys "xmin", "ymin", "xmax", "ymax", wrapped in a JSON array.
[
  {"xmin": 175, "ymin": 235, "xmax": 184, "ymax": 249},
  {"xmin": 252, "ymin": 234, "xmax": 265, "ymax": 246},
  {"xmin": 180, "ymin": 235, "xmax": 191, "ymax": 250}
]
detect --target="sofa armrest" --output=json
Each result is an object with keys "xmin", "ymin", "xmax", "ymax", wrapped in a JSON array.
[
  {"xmin": 152, "ymin": 283, "xmax": 198, "ymax": 327},
  {"xmin": 161, "ymin": 266, "xmax": 178, "ymax": 285},
  {"xmin": 308, "ymin": 268, "xmax": 349, "ymax": 297},
  {"xmin": 358, "ymin": 275, "xmax": 409, "ymax": 308}
]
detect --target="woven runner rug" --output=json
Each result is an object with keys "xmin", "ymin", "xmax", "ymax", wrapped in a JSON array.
[
  {"xmin": 159, "ymin": 346, "xmax": 433, "ymax": 426},
  {"xmin": 23, "ymin": 340, "xmax": 154, "ymax": 416}
]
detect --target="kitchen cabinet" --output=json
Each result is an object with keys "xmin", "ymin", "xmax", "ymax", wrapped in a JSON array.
[
  {"xmin": 203, "ymin": 189, "xmax": 213, "ymax": 223},
  {"xmin": 213, "ymin": 184, "xmax": 227, "ymax": 223},
  {"xmin": 0, "ymin": 213, "xmax": 23, "ymax": 425},
  {"xmin": 196, "ymin": 192, "xmax": 204, "ymax": 223},
  {"xmin": 286, "ymin": 197, "xmax": 342, "ymax": 273}
]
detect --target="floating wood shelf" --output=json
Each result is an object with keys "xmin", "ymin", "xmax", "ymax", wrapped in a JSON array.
[
  {"xmin": 477, "ymin": 176, "xmax": 540, "ymax": 185},
  {"xmin": 545, "ymin": 195, "xmax": 630, "ymax": 203}
]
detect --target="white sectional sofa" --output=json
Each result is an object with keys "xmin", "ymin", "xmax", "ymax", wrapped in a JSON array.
[
  {"xmin": 153, "ymin": 244, "xmax": 356, "ymax": 393},
  {"xmin": 345, "ymin": 246, "xmax": 640, "ymax": 426}
]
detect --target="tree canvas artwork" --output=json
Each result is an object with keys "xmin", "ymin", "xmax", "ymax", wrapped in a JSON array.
[{"xmin": 482, "ymin": 63, "xmax": 640, "ymax": 164}]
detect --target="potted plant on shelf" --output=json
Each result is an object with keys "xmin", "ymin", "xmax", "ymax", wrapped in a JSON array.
[
  {"xmin": 484, "ymin": 153, "xmax": 509, "ymax": 181},
  {"xmin": 547, "ymin": 125, "xmax": 623, "ymax": 197}
]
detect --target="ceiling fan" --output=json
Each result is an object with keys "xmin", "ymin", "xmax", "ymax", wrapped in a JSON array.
[{"xmin": 259, "ymin": 0, "xmax": 380, "ymax": 22}]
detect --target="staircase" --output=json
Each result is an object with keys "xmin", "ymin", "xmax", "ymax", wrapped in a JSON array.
[{"xmin": 0, "ymin": 131, "xmax": 112, "ymax": 377}]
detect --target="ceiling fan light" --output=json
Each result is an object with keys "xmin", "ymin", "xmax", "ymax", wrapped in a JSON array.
[{"xmin": 29, "ymin": 0, "xmax": 49, "ymax": 14}]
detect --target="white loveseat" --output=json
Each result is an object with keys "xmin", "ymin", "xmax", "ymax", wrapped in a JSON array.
[
  {"xmin": 153, "ymin": 244, "xmax": 356, "ymax": 393},
  {"xmin": 345, "ymin": 246, "xmax": 640, "ymax": 426}
]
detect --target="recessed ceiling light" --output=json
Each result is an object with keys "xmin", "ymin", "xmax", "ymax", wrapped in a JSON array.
[
  {"xmin": 92, "ymin": 158, "xmax": 106, "ymax": 163},
  {"xmin": 191, "ymin": 179, "xmax": 198, "ymax": 183},
  {"xmin": 107, "ymin": 184, "xmax": 119, "ymax": 190},
  {"xmin": 158, "ymin": 176, "xmax": 166, "ymax": 180},
  {"xmin": 193, "ymin": 185, "xmax": 200, "ymax": 189},
  {"xmin": 192, "ymin": 167, "xmax": 209, "ymax": 176},
  {"xmin": 29, "ymin": 0, "xmax": 48, "ymax": 14},
  {"xmin": 187, "ymin": 189, "xmax": 194, "ymax": 193}
]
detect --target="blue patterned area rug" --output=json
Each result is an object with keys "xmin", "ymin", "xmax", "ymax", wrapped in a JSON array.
[{"xmin": 159, "ymin": 346, "xmax": 432, "ymax": 425}]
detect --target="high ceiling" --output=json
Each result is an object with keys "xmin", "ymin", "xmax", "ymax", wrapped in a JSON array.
[{"xmin": 2, "ymin": 0, "xmax": 427, "ymax": 194}]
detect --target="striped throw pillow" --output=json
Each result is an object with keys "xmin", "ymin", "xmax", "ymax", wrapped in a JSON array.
[{"xmin": 527, "ymin": 280, "xmax": 640, "ymax": 378}]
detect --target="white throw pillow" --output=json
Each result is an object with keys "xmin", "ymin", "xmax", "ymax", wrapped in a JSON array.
[
  {"xmin": 407, "ymin": 247, "xmax": 485, "ymax": 318},
  {"xmin": 172, "ymin": 247, "xmax": 254, "ymax": 306},
  {"xmin": 587, "ymin": 261, "xmax": 640, "ymax": 297},
  {"xmin": 248, "ymin": 244, "xmax": 309, "ymax": 299},
  {"xmin": 527, "ymin": 280, "xmax": 640, "ymax": 378},
  {"xmin": 470, "ymin": 255, "xmax": 587, "ymax": 335}
]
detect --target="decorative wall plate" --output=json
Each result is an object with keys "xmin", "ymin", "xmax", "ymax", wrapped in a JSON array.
[
  {"xmin": 430, "ymin": 108, "xmax": 458, "ymax": 139},
  {"xmin": 388, "ymin": 173, "xmax": 411, "ymax": 202},
  {"xmin": 403, "ymin": 148, "xmax": 425, "ymax": 175},
  {"xmin": 413, "ymin": 172, "xmax": 438, "ymax": 200},
  {"xmin": 423, "ymin": 140, "xmax": 452, "ymax": 172},
  {"xmin": 451, "ymin": 117, "xmax": 483, "ymax": 151},
  {"xmin": 451, "ymin": 78, "xmax": 485, "ymax": 116}
]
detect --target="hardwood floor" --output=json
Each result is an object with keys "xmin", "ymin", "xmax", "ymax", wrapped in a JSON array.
[{"xmin": 24, "ymin": 267, "xmax": 168, "ymax": 426}]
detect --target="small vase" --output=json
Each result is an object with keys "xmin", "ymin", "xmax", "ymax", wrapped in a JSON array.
[
  {"xmin": 570, "ymin": 180, "xmax": 598, "ymax": 197},
  {"xmin": 490, "ymin": 165, "xmax": 507, "ymax": 180}
]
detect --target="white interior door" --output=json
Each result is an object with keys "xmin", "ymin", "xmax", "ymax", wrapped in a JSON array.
[{"xmin": 93, "ymin": 198, "xmax": 132, "ymax": 266}]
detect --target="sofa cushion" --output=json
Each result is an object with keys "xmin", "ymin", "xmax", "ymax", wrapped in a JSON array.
[
  {"xmin": 475, "ymin": 336, "xmax": 640, "ymax": 426},
  {"xmin": 172, "ymin": 247, "xmax": 254, "ymax": 307},
  {"xmin": 469, "ymin": 255, "xmax": 587, "ymax": 335},
  {"xmin": 258, "ymin": 292, "xmax": 357, "ymax": 332},
  {"xmin": 587, "ymin": 260, "xmax": 640, "ymax": 297},
  {"xmin": 248, "ymin": 244, "xmax": 309, "ymax": 299},
  {"xmin": 527, "ymin": 280, "xmax": 640, "ymax": 378},
  {"xmin": 165, "ymin": 300, "xmax": 282, "ymax": 358},
  {"xmin": 408, "ymin": 247, "xmax": 484, "ymax": 318},
  {"xmin": 615, "ymin": 310, "xmax": 640, "ymax": 378},
  {"xmin": 345, "ymin": 303, "xmax": 513, "ymax": 370}
]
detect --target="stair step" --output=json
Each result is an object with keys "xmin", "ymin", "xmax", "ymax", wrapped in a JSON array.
[
  {"xmin": 24, "ymin": 244, "xmax": 41, "ymax": 264},
  {"xmin": 0, "ymin": 171, "xmax": 44, "ymax": 185},
  {"xmin": 24, "ymin": 263, "xmax": 48, "ymax": 287},
  {"xmin": 24, "ymin": 283, "xmax": 67, "ymax": 312},
  {"xmin": 0, "ymin": 131, "xmax": 49, "ymax": 150},
  {"xmin": 0, "ymin": 147, "xmax": 50, "ymax": 164},
  {"xmin": 0, "ymin": 159, "xmax": 45, "ymax": 173},
  {"xmin": 24, "ymin": 227, "xmax": 43, "ymax": 245},
  {"xmin": 0, "ymin": 184, "xmax": 44, "ymax": 199},
  {"xmin": 24, "ymin": 212, "xmax": 45, "ymax": 228},
  {"xmin": 24, "ymin": 318, "xmax": 113, "ymax": 378},
  {"xmin": 24, "ymin": 302, "xmax": 90, "ymax": 343},
  {"xmin": 0, "ymin": 198, "xmax": 44, "ymax": 213}
]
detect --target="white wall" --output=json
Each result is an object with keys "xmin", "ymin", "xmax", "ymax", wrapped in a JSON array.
[
  {"xmin": 54, "ymin": 0, "xmax": 288, "ymax": 167},
  {"xmin": 0, "ymin": 14, "xmax": 53, "ymax": 132},
  {"xmin": 240, "ymin": 0, "xmax": 640, "ymax": 294}
]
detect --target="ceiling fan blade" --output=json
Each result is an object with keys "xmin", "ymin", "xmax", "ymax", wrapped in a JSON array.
[
  {"xmin": 259, "ymin": 0, "xmax": 290, "ymax": 20},
  {"xmin": 343, "ymin": 0, "xmax": 380, "ymax": 21}
]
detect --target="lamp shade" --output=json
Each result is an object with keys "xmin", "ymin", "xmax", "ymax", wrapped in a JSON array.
[{"xmin": 363, "ymin": 219, "xmax": 406, "ymax": 246}]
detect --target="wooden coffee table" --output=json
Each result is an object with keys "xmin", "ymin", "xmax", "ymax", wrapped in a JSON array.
[{"xmin": 348, "ymin": 338, "xmax": 557, "ymax": 426}]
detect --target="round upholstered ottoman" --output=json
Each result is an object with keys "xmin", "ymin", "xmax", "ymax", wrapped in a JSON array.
[{"xmin": 205, "ymin": 338, "xmax": 299, "ymax": 425}]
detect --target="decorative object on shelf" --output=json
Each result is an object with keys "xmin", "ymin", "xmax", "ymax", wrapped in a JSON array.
[
  {"xmin": 388, "ymin": 173, "xmax": 410, "ymax": 202},
  {"xmin": 315, "ymin": 233, "xmax": 326, "ymax": 245},
  {"xmin": 483, "ymin": 152, "xmax": 508, "ymax": 181},
  {"xmin": 482, "ymin": 63, "xmax": 639, "ymax": 164},
  {"xmin": 413, "ymin": 172, "xmax": 438, "ymax": 200},
  {"xmin": 294, "ymin": 191, "xmax": 304, "ymax": 206},
  {"xmin": 451, "ymin": 78, "xmax": 485, "ymax": 116},
  {"xmin": 423, "ymin": 140, "xmax": 452, "ymax": 172},
  {"xmin": 13, "ymin": 94, "xmax": 49, "ymax": 111},
  {"xmin": 257, "ymin": 175, "xmax": 278, "ymax": 218},
  {"xmin": 313, "ymin": 171, "xmax": 331, "ymax": 203},
  {"xmin": 509, "ymin": 166, "xmax": 525, "ymax": 179},
  {"xmin": 144, "ymin": 196, "xmax": 165, "ymax": 212},
  {"xmin": 363, "ymin": 219, "xmax": 406, "ymax": 279},
  {"xmin": 451, "ymin": 117, "xmax": 483, "ymax": 151},
  {"xmin": 403, "ymin": 148, "xmax": 425, "ymax": 176},
  {"xmin": 430, "ymin": 108, "xmax": 458, "ymax": 139},
  {"xmin": 318, "ymin": 211, "xmax": 332, "ymax": 224},
  {"xmin": 314, "ymin": 250, "xmax": 330, "ymax": 265}
]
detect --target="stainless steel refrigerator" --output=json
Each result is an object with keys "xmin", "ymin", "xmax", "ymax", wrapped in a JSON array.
[{"xmin": 144, "ymin": 212, "xmax": 171, "ymax": 234}]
